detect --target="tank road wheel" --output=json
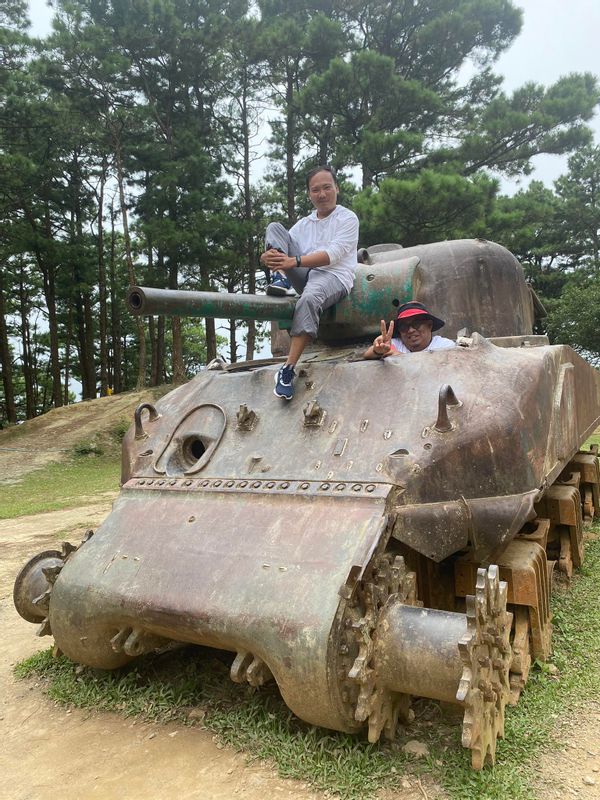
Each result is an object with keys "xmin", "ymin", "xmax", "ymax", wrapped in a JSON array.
[{"xmin": 457, "ymin": 566, "xmax": 513, "ymax": 770}]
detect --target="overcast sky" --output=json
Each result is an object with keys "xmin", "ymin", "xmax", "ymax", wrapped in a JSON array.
[{"xmin": 26, "ymin": 0, "xmax": 600, "ymax": 192}]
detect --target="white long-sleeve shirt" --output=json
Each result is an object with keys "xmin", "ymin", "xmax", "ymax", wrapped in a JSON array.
[{"xmin": 289, "ymin": 205, "xmax": 359, "ymax": 293}]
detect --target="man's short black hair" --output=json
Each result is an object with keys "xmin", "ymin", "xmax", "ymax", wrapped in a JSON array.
[{"xmin": 306, "ymin": 165, "xmax": 338, "ymax": 189}]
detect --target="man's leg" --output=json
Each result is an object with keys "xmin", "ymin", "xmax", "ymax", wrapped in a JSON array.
[
  {"xmin": 264, "ymin": 223, "xmax": 304, "ymax": 297},
  {"xmin": 274, "ymin": 271, "xmax": 347, "ymax": 400}
]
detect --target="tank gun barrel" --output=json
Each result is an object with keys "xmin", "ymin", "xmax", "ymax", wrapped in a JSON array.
[
  {"xmin": 128, "ymin": 238, "xmax": 539, "ymax": 344},
  {"xmin": 127, "ymin": 286, "xmax": 296, "ymax": 324}
]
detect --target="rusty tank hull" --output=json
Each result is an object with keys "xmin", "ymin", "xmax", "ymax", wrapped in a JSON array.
[{"xmin": 14, "ymin": 239, "xmax": 600, "ymax": 769}]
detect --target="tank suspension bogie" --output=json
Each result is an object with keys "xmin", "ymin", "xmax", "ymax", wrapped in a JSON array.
[
  {"xmin": 508, "ymin": 606, "xmax": 532, "ymax": 704},
  {"xmin": 110, "ymin": 626, "xmax": 172, "ymax": 658},
  {"xmin": 457, "ymin": 533, "xmax": 554, "ymax": 653},
  {"xmin": 453, "ymin": 450, "xmax": 599, "ymax": 706},
  {"xmin": 230, "ymin": 651, "xmax": 274, "ymax": 687},
  {"xmin": 560, "ymin": 448, "xmax": 600, "ymax": 523},
  {"xmin": 536, "ymin": 485, "xmax": 584, "ymax": 578}
]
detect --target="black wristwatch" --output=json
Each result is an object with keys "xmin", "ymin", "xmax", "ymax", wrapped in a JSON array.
[{"xmin": 295, "ymin": 255, "xmax": 301, "ymax": 268}]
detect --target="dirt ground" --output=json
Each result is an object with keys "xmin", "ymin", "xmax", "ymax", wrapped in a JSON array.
[{"xmin": 1, "ymin": 395, "xmax": 600, "ymax": 799}]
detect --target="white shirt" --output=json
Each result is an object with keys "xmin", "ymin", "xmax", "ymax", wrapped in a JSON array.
[
  {"xmin": 289, "ymin": 205, "xmax": 359, "ymax": 293},
  {"xmin": 391, "ymin": 335, "xmax": 456, "ymax": 353}
]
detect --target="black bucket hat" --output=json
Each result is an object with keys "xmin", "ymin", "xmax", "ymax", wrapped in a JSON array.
[{"xmin": 395, "ymin": 301, "xmax": 445, "ymax": 333}]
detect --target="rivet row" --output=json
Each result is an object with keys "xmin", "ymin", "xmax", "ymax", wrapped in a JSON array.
[{"xmin": 133, "ymin": 478, "xmax": 381, "ymax": 495}]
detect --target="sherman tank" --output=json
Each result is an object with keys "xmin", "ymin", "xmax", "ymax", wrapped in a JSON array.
[{"xmin": 14, "ymin": 238, "xmax": 600, "ymax": 769}]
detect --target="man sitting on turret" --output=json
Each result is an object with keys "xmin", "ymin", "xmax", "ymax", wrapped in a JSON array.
[
  {"xmin": 260, "ymin": 165, "xmax": 359, "ymax": 400},
  {"xmin": 363, "ymin": 301, "xmax": 455, "ymax": 358}
]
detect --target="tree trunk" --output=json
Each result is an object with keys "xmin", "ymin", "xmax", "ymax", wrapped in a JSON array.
[
  {"xmin": 168, "ymin": 259, "xmax": 186, "ymax": 384},
  {"xmin": 285, "ymin": 66, "xmax": 296, "ymax": 225},
  {"xmin": 149, "ymin": 315, "xmax": 158, "ymax": 385},
  {"xmin": 171, "ymin": 317, "xmax": 185, "ymax": 383},
  {"xmin": 199, "ymin": 260, "xmax": 217, "ymax": 362},
  {"xmin": 240, "ymin": 70, "xmax": 256, "ymax": 361},
  {"xmin": 0, "ymin": 266, "xmax": 17, "ymax": 423},
  {"xmin": 18, "ymin": 272, "xmax": 35, "ymax": 419},
  {"xmin": 71, "ymin": 151, "xmax": 96, "ymax": 400},
  {"xmin": 63, "ymin": 305, "xmax": 73, "ymax": 405},
  {"xmin": 98, "ymin": 158, "xmax": 109, "ymax": 395},
  {"xmin": 156, "ymin": 315, "xmax": 165, "ymax": 384},
  {"xmin": 113, "ymin": 124, "xmax": 146, "ymax": 389},
  {"xmin": 153, "ymin": 251, "xmax": 166, "ymax": 385},
  {"xmin": 228, "ymin": 320, "xmax": 238, "ymax": 363},
  {"xmin": 109, "ymin": 203, "xmax": 122, "ymax": 393},
  {"xmin": 20, "ymin": 197, "xmax": 62, "ymax": 410}
]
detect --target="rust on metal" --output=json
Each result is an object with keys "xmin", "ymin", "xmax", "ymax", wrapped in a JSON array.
[
  {"xmin": 134, "ymin": 402, "xmax": 160, "ymax": 440},
  {"xmin": 434, "ymin": 384, "xmax": 460, "ymax": 432},
  {"xmin": 15, "ymin": 237, "xmax": 600, "ymax": 769},
  {"xmin": 535, "ymin": 484, "xmax": 584, "ymax": 575}
]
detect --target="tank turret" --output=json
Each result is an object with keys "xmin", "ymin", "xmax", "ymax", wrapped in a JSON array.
[
  {"xmin": 128, "ymin": 239, "xmax": 540, "ymax": 343},
  {"xmin": 14, "ymin": 237, "xmax": 600, "ymax": 771}
]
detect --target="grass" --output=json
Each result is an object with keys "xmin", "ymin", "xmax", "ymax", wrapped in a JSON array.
[
  {"xmin": 435, "ymin": 534, "xmax": 600, "ymax": 798},
  {"xmin": 585, "ymin": 431, "xmax": 600, "ymax": 450},
  {"xmin": 15, "ymin": 531, "xmax": 600, "ymax": 800},
  {"xmin": 0, "ymin": 451, "xmax": 120, "ymax": 519}
]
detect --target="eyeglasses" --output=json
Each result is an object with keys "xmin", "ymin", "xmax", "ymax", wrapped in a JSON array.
[{"xmin": 398, "ymin": 319, "xmax": 429, "ymax": 333}]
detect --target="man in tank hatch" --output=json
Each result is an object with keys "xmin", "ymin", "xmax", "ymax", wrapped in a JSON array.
[
  {"xmin": 260, "ymin": 165, "xmax": 359, "ymax": 401},
  {"xmin": 363, "ymin": 301, "xmax": 456, "ymax": 359}
]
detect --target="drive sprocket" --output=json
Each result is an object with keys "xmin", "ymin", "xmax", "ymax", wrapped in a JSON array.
[
  {"xmin": 347, "ymin": 552, "xmax": 419, "ymax": 742},
  {"xmin": 457, "ymin": 565, "xmax": 512, "ymax": 769}
]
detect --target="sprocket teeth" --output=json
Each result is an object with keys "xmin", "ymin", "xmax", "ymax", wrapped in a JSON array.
[
  {"xmin": 458, "ymin": 565, "xmax": 512, "ymax": 770},
  {"xmin": 344, "ymin": 553, "xmax": 418, "ymax": 742}
]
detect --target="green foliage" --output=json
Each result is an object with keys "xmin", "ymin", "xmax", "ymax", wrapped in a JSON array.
[
  {"xmin": 455, "ymin": 74, "xmax": 600, "ymax": 177},
  {"xmin": 354, "ymin": 169, "xmax": 497, "ymax": 246},
  {"xmin": 72, "ymin": 440, "xmax": 104, "ymax": 456},
  {"xmin": 546, "ymin": 271, "xmax": 600, "ymax": 361},
  {"xmin": 555, "ymin": 144, "xmax": 600, "ymax": 271},
  {"xmin": 110, "ymin": 417, "xmax": 132, "ymax": 442}
]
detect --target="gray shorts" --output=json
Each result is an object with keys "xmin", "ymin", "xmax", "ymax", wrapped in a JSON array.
[{"xmin": 265, "ymin": 222, "xmax": 348, "ymax": 338}]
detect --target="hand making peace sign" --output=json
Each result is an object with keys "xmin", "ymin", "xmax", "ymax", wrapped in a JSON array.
[{"xmin": 373, "ymin": 319, "xmax": 394, "ymax": 356}]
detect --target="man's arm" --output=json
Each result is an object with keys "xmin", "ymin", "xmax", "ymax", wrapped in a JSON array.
[
  {"xmin": 261, "ymin": 209, "xmax": 359, "ymax": 271},
  {"xmin": 322, "ymin": 212, "xmax": 359, "ymax": 265},
  {"xmin": 261, "ymin": 249, "xmax": 331, "ymax": 271}
]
